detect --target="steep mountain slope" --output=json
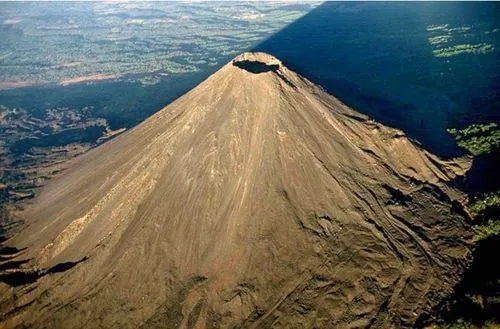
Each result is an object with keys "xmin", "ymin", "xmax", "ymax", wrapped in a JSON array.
[{"xmin": 0, "ymin": 53, "xmax": 473, "ymax": 329}]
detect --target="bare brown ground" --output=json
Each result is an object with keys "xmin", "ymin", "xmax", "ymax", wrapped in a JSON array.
[
  {"xmin": 59, "ymin": 74, "xmax": 118, "ymax": 86},
  {"xmin": 0, "ymin": 53, "xmax": 473, "ymax": 329}
]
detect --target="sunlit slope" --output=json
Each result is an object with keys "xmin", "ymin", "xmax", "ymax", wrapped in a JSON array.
[{"xmin": 1, "ymin": 53, "xmax": 473, "ymax": 329}]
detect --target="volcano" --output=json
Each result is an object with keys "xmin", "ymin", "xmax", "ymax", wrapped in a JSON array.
[{"xmin": 0, "ymin": 53, "xmax": 473, "ymax": 328}]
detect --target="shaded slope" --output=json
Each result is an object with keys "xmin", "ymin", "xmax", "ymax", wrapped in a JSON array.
[
  {"xmin": 254, "ymin": 2, "xmax": 500, "ymax": 158},
  {"xmin": 0, "ymin": 53, "xmax": 473, "ymax": 329}
]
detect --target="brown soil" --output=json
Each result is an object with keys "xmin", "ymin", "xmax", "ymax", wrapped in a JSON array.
[{"xmin": 0, "ymin": 53, "xmax": 474, "ymax": 329}]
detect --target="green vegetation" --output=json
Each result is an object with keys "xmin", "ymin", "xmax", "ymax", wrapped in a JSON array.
[
  {"xmin": 433, "ymin": 43, "xmax": 494, "ymax": 58},
  {"xmin": 0, "ymin": 2, "xmax": 316, "ymax": 87},
  {"xmin": 469, "ymin": 190, "xmax": 500, "ymax": 241},
  {"xmin": 429, "ymin": 123, "xmax": 500, "ymax": 328},
  {"xmin": 468, "ymin": 192, "xmax": 500, "ymax": 218},
  {"xmin": 429, "ymin": 35, "xmax": 452, "ymax": 45},
  {"xmin": 427, "ymin": 24, "xmax": 449, "ymax": 32},
  {"xmin": 453, "ymin": 120, "xmax": 500, "ymax": 240},
  {"xmin": 473, "ymin": 219, "xmax": 500, "ymax": 241},
  {"xmin": 447, "ymin": 123, "xmax": 500, "ymax": 156}
]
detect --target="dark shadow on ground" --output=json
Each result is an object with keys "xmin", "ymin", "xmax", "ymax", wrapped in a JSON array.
[
  {"xmin": 254, "ymin": 2, "xmax": 500, "ymax": 158},
  {"xmin": 416, "ymin": 235, "xmax": 500, "ymax": 327},
  {"xmin": 0, "ymin": 254, "xmax": 88, "ymax": 287},
  {"xmin": 462, "ymin": 152, "xmax": 500, "ymax": 195}
]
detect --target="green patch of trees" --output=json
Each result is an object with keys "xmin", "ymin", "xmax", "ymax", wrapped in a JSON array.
[
  {"xmin": 447, "ymin": 123, "xmax": 500, "ymax": 156},
  {"xmin": 432, "ymin": 123, "xmax": 500, "ymax": 328}
]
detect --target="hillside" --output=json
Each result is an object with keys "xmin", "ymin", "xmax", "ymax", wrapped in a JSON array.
[{"xmin": 0, "ymin": 53, "xmax": 473, "ymax": 329}]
